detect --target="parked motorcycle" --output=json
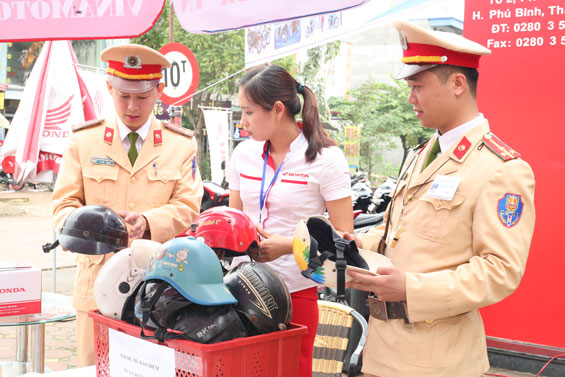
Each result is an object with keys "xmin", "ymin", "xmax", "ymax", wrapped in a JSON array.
[
  {"xmin": 367, "ymin": 177, "xmax": 396, "ymax": 214},
  {"xmin": 201, "ymin": 180, "xmax": 229, "ymax": 212},
  {"xmin": 0, "ymin": 157, "xmax": 24, "ymax": 191},
  {"xmin": 354, "ymin": 211, "xmax": 384, "ymax": 234},
  {"xmin": 351, "ymin": 173, "xmax": 373, "ymax": 213}
]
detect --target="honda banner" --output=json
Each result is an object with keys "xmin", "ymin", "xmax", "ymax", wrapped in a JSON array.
[{"xmin": 0, "ymin": 41, "xmax": 97, "ymax": 183}]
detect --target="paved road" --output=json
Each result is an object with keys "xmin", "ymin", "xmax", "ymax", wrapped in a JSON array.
[{"xmin": 0, "ymin": 188, "xmax": 77, "ymax": 374}]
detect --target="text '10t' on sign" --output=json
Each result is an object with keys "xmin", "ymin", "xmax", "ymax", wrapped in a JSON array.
[{"xmin": 159, "ymin": 43, "xmax": 200, "ymax": 106}]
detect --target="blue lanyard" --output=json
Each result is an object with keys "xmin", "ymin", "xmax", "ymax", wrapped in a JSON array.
[{"xmin": 259, "ymin": 141, "xmax": 284, "ymax": 223}]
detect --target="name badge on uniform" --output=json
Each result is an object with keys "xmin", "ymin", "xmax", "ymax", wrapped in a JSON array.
[
  {"xmin": 90, "ymin": 157, "xmax": 115, "ymax": 166},
  {"xmin": 427, "ymin": 175, "xmax": 460, "ymax": 201}
]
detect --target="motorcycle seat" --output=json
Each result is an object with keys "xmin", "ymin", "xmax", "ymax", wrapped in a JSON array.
[{"xmin": 354, "ymin": 213, "xmax": 384, "ymax": 228}]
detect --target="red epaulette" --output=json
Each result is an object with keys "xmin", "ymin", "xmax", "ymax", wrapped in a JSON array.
[
  {"xmin": 482, "ymin": 133, "xmax": 521, "ymax": 161},
  {"xmin": 162, "ymin": 122, "xmax": 194, "ymax": 138},
  {"xmin": 72, "ymin": 119, "xmax": 104, "ymax": 132}
]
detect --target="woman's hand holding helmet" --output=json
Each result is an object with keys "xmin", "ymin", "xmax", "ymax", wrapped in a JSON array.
[{"xmin": 255, "ymin": 225, "xmax": 293, "ymax": 262}]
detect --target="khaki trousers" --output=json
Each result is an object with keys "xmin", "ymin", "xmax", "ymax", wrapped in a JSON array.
[{"xmin": 76, "ymin": 310, "xmax": 95, "ymax": 367}]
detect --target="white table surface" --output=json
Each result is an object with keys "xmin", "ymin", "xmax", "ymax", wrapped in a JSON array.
[{"xmin": 21, "ymin": 365, "xmax": 96, "ymax": 376}]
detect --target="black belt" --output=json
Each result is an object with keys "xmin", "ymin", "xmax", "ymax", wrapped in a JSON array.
[{"xmin": 368, "ymin": 296, "xmax": 410, "ymax": 324}]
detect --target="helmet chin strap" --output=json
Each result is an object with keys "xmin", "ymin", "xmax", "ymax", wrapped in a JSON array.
[
  {"xmin": 42, "ymin": 239, "xmax": 59, "ymax": 253},
  {"xmin": 301, "ymin": 236, "xmax": 351, "ymax": 304},
  {"xmin": 334, "ymin": 238, "xmax": 348, "ymax": 303},
  {"xmin": 137, "ymin": 282, "xmax": 169, "ymax": 342}
]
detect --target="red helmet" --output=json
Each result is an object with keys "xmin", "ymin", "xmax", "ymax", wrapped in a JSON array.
[{"xmin": 179, "ymin": 206, "xmax": 260, "ymax": 259}]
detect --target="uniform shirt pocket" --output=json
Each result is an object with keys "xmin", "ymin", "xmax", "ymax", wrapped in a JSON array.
[
  {"xmin": 146, "ymin": 167, "xmax": 181, "ymax": 206},
  {"xmin": 411, "ymin": 315, "xmax": 464, "ymax": 367},
  {"xmin": 82, "ymin": 165, "xmax": 119, "ymax": 207},
  {"xmin": 415, "ymin": 192, "xmax": 466, "ymax": 244}
]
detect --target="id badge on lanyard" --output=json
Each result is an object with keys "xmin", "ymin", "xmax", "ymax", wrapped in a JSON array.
[{"xmin": 259, "ymin": 141, "xmax": 284, "ymax": 224}]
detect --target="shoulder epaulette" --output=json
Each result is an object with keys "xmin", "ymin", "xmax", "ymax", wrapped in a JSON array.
[
  {"xmin": 482, "ymin": 133, "xmax": 521, "ymax": 161},
  {"xmin": 72, "ymin": 119, "xmax": 104, "ymax": 132},
  {"xmin": 162, "ymin": 122, "xmax": 194, "ymax": 138}
]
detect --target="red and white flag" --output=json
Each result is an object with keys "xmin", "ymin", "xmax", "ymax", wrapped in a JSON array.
[{"xmin": 0, "ymin": 41, "xmax": 97, "ymax": 184}]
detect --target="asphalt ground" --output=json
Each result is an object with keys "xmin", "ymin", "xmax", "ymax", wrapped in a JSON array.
[{"xmin": 0, "ymin": 189, "xmax": 540, "ymax": 376}]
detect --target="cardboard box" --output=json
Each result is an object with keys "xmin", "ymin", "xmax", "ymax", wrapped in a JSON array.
[{"xmin": 0, "ymin": 263, "xmax": 42, "ymax": 317}]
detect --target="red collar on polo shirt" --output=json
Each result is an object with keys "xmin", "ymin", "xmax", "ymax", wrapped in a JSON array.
[{"xmin": 261, "ymin": 131, "xmax": 305, "ymax": 170}]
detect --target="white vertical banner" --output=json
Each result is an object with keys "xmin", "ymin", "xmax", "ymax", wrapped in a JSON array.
[{"xmin": 201, "ymin": 107, "xmax": 231, "ymax": 185}]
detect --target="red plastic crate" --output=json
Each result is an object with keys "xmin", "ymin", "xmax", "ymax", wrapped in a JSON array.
[{"xmin": 89, "ymin": 310, "xmax": 307, "ymax": 377}]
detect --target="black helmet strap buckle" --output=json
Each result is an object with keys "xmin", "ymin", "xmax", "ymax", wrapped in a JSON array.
[
  {"xmin": 334, "ymin": 238, "xmax": 348, "ymax": 304},
  {"xmin": 42, "ymin": 240, "xmax": 59, "ymax": 253}
]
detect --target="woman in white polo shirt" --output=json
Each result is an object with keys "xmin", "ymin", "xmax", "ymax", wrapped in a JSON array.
[{"xmin": 229, "ymin": 64, "xmax": 353, "ymax": 377}]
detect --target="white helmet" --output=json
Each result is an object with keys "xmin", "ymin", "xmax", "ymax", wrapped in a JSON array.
[{"xmin": 94, "ymin": 239, "xmax": 161, "ymax": 319}]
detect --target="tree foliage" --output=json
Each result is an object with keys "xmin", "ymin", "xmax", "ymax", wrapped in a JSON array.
[
  {"xmin": 299, "ymin": 42, "xmax": 341, "ymax": 123},
  {"xmin": 329, "ymin": 79, "xmax": 433, "ymax": 178}
]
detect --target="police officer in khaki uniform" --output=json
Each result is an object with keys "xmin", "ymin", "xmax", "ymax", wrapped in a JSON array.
[
  {"xmin": 345, "ymin": 21, "xmax": 535, "ymax": 377},
  {"xmin": 52, "ymin": 44, "xmax": 203, "ymax": 366}
]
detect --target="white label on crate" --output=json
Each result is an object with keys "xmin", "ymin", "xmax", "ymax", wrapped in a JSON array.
[{"xmin": 109, "ymin": 328, "xmax": 175, "ymax": 377}]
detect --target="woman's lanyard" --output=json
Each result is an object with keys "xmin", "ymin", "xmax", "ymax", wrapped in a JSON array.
[{"xmin": 259, "ymin": 141, "xmax": 284, "ymax": 224}]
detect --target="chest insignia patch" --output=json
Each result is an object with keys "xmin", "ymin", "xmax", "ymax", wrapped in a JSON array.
[
  {"xmin": 90, "ymin": 157, "xmax": 115, "ymax": 166},
  {"xmin": 498, "ymin": 193, "xmax": 523, "ymax": 228},
  {"xmin": 281, "ymin": 171, "xmax": 309, "ymax": 185}
]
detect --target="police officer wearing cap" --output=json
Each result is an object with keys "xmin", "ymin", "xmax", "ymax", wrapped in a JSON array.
[
  {"xmin": 344, "ymin": 21, "xmax": 535, "ymax": 376},
  {"xmin": 52, "ymin": 43, "xmax": 203, "ymax": 366}
]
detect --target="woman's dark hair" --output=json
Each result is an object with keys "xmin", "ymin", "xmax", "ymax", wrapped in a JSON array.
[{"xmin": 239, "ymin": 64, "xmax": 336, "ymax": 162}]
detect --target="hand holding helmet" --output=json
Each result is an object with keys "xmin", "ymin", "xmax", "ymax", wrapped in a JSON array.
[
  {"xmin": 117, "ymin": 211, "xmax": 149, "ymax": 240},
  {"xmin": 292, "ymin": 215, "xmax": 393, "ymax": 299}
]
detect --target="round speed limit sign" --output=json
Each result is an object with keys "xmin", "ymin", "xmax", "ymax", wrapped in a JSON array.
[{"xmin": 159, "ymin": 43, "xmax": 200, "ymax": 106}]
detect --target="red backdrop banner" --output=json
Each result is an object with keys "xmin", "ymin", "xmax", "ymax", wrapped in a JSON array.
[{"xmin": 464, "ymin": 0, "xmax": 564, "ymax": 349}]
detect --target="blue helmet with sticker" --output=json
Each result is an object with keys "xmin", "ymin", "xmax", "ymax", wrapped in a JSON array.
[{"xmin": 144, "ymin": 236, "xmax": 236, "ymax": 305}]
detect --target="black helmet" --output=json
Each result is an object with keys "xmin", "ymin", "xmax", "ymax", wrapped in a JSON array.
[
  {"xmin": 134, "ymin": 280, "xmax": 246, "ymax": 344},
  {"xmin": 166, "ymin": 304, "xmax": 247, "ymax": 344},
  {"xmin": 43, "ymin": 205, "xmax": 128, "ymax": 255},
  {"xmin": 134, "ymin": 280, "xmax": 193, "ymax": 331},
  {"xmin": 224, "ymin": 262, "xmax": 292, "ymax": 335}
]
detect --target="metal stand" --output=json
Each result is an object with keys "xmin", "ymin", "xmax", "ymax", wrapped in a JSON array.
[
  {"xmin": 16, "ymin": 326, "xmax": 28, "ymax": 363},
  {"xmin": 52, "ymin": 229, "xmax": 57, "ymax": 292},
  {"xmin": 30, "ymin": 324, "xmax": 45, "ymax": 373}
]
